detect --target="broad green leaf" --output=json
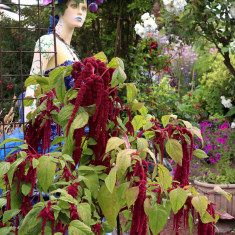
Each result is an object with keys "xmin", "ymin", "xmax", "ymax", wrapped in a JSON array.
[
  {"xmin": 0, "ymin": 138, "xmax": 25, "ymax": 149},
  {"xmin": 107, "ymin": 57, "xmax": 119, "ymax": 69},
  {"xmin": 83, "ymin": 172, "xmax": 99, "ymax": 199},
  {"xmin": 182, "ymin": 120, "xmax": 192, "ymax": 129},
  {"xmin": 200, "ymin": 211, "xmax": 215, "ymax": 224},
  {"xmin": 190, "ymin": 126, "xmax": 203, "ymax": 143},
  {"xmin": 97, "ymin": 184, "xmax": 119, "ymax": 228},
  {"xmin": 126, "ymin": 84, "xmax": 137, "ymax": 104},
  {"xmin": 214, "ymin": 186, "xmax": 232, "ymax": 202},
  {"xmin": 144, "ymin": 198, "xmax": 152, "ymax": 216},
  {"xmin": 87, "ymin": 138, "xmax": 97, "ymax": 145},
  {"xmin": 143, "ymin": 148, "xmax": 156, "ymax": 164},
  {"xmin": 225, "ymin": 106, "xmax": 235, "ymax": 117},
  {"xmin": 149, "ymin": 204, "xmax": 170, "ymax": 235},
  {"xmin": 93, "ymin": 52, "xmax": 108, "ymax": 64},
  {"xmin": 58, "ymin": 104, "xmax": 74, "ymax": 128},
  {"xmin": 11, "ymin": 180, "xmax": 22, "ymax": 209},
  {"xmin": 3, "ymin": 209, "xmax": 20, "ymax": 224},
  {"xmin": 82, "ymin": 148, "xmax": 93, "ymax": 155},
  {"xmin": 166, "ymin": 139, "xmax": 183, "ymax": 166},
  {"xmin": 69, "ymin": 220, "xmax": 94, "ymax": 235},
  {"xmin": 71, "ymin": 110, "xmax": 89, "ymax": 130},
  {"xmin": 102, "ymin": 221, "xmax": 113, "ymax": 233},
  {"xmin": 111, "ymin": 66, "xmax": 127, "ymax": 87},
  {"xmin": 18, "ymin": 206, "xmax": 44, "ymax": 235},
  {"xmin": 105, "ymin": 165, "xmax": 118, "ymax": 193},
  {"xmin": 24, "ymin": 76, "xmax": 38, "ymax": 87},
  {"xmin": 116, "ymin": 182, "xmax": 129, "ymax": 210},
  {"xmin": 131, "ymin": 102, "xmax": 145, "ymax": 112},
  {"xmin": 131, "ymin": 115, "xmax": 144, "ymax": 133},
  {"xmin": 161, "ymin": 115, "xmax": 170, "ymax": 128},
  {"xmin": 137, "ymin": 138, "xmax": 148, "ymax": 151},
  {"xmin": 32, "ymin": 158, "xmax": 39, "ymax": 169},
  {"xmin": 49, "ymin": 66, "xmax": 67, "ymax": 89},
  {"xmin": 0, "ymin": 227, "xmax": 14, "ymax": 235},
  {"xmin": 105, "ymin": 137, "xmax": 125, "ymax": 153},
  {"xmin": 0, "ymin": 198, "xmax": 7, "ymax": 208},
  {"xmin": 191, "ymin": 196, "xmax": 209, "ymax": 217},
  {"xmin": 23, "ymin": 96, "xmax": 34, "ymax": 107},
  {"xmin": 77, "ymin": 203, "xmax": 91, "ymax": 226},
  {"xmin": 169, "ymin": 187, "xmax": 188, "ymax": 214},
  {"xmin": 116, "ymin": 149, "xmax": 136, "ymax": 179},
  {"xmin": 54, "ymin": 73, "xmax": 66, "ymax": 104},
  {"xmin": 126, "ymin": 186, "xmax": 139, "ymax": 208},
  {"xmin": 0, "ymin": 162, "xmax": 10, "ymax": 178},
  {"xmin": 8, "ymin": 155, "xmax": 26, "ymax": 186},
  {"xmin": 22, "ymin": 182, "xmax": 32, "ymax": 196},
  {"xmin": 37, "ymin": 156, "xmax": 56, "ymax": 193},
  {"xmin": 193, "ymin": 149, "xmax": 208, "ymax": 159},
  {"xmin": 157, "ymin": 164, "xmax": 172, "ymax": 193},
  {"xmin": 51, "ymin": 136, "xmax": 65, "ymax": 147}
]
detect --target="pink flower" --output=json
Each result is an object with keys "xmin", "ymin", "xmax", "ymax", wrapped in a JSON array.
[
  {"xmin": 210, "ymin": 158, "xmax": 216, "ymax": 163},
  {"xmin": 214, "ymin": 118, "xmax": 218, "ymax": 121},
  {"xmin": 43, "ymin": 0, "xmax": 52, "ymax": 5},
  {"xmin": 206, "ymin": 144, "xmax": 213, "ymax": 150},
  {"xmin": 225, "ymin": 145, "xmax": 228, "ymax": 150}
]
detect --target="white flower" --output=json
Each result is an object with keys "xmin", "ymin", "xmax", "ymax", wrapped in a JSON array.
[
  {"xmin": 230, "ymin": 3, "xmax": 235, "ymax": 19},
  {"xmin": 134, "ymin": 23, "xmax": 143, "ymax": 34},
  {"xmin": 231, "ymin": 122, "xmax": 235, "ymax": 129},
  {"xmin": 141, "ymin": 12, "xmax": 150, "ymax": 22},
  {"xmin": 144, "ymin": 18, "xmax": 158, "ymax": 32},
  {"xmin": 163, "ymin": 0, "xmax": 173, "ymax": 6},
  {"xmin": 174, "ymin": 8, "xmax": 184, "ymax": 15},
  {"xmin": 230, "ymin": 40, "xmax": 235, "ymax": 51},
  {"xmin": 137, "ymin": 26, "xmax": 148, "ymax": 39},
  {"xmin": 220, "ymin": 96, "xmax": 225, "ymax": 100},
  {"xmin": 173, "ymin": 0, "xmax": 187, "ymax": 9},
  {"xmin": 166, "ymin": 4, "xmax": 175, "ymax": 13}
]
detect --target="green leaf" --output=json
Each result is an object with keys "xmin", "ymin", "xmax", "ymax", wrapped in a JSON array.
[
  {"xmin": 24, "ymin": 76, "xmax": 38, "ymax": 87},
  {"xmin": 116, "ymin": 149, "xmax": 136, "ymax": 179},
  {"xmin": 0, "ymin": 227, "xmax": 14, "ymax": 235},
  {"xmin": 126, "ymin": 83, "xmax": 137, "ymax": 104},
  {"xmin": 23, "ymin": 96, "xmax": 34, "ymax": 107},
  {"xmin": 51, "ymin": 136, "xmax": 65, "ymax": 147},
  {"xmin": 87, "ymin": 138, "xmax": 97, "ymax": 145},
  {"xmin": 161, "ymin": 115, "xmax": 170, "ymax": 128},
  {"xmin": 102, "ymin": 221, "xmax": 113, "ymax": 233},
  {"xmin": 188, "ymin": 212, "xmax": 194, "ymax": 235},
  {"xmin": 54, "ymin": 73, "xmax": 66, "ymax": 104},
  {"xmin": 18, "ymin": 206, "xmax": 44, "ymax": 235},
  {"xmin": 97, "ymin": 184, "xmax": 119, "ymax": 229},
  {"xmin": 149, "ymin": 204, "xmax": 170, "ymax": 235},
  {"xmin": 0, "ymin": 162, "xmax": 11, "ymax": 178},
  {"xmin": 105, "ymin": 165, "xmax": 118, "ymax": 193},
  {"xmin": 191, "ymin": 196, "xmax": 210, "ymax": 217},
  {"xmin": 225, "ymin": 106, "xmax": 235, "ymax": 117},
  {"xmin": 0, "ymin": 138, "xmax": 25, "ymax": 149},
  {"xmin": 3, "ymin": 209, "xmax": 20, "ymax": 224},
  {"xmin": 200, "ymin": 211, "xmax": 215, "ymax": 224},
  {"xmin": 193, "ymin": 149, "xmax": 208, "ymax": 159},
  {"xmin": 58, "ymin": 104, "xmax": 74, "ymax": 128},
  {"xmin": 37, "ymin": 156, "xmax": 56, "ymax": 193},
  {"xmin": 157, "ymin": 164, "xmax": 172, "ymax": 192},
  {"xmin": 22, "ymin": 182, "xmax": 32, "ymax": 196},
  {"xmin": 105, "ymin": 137, "xmax": 125, "ymax": 153},
  {"xmin": 72, "ymin": 110, "xmax": 89, "ymax": 130},
  {"xmin": 143, "ymin": 148, "xmax": 156, "ymax": 164},
  {"xmin": 0, "ymin": 198, "xmax": 7, "ymax": 208},
  {"xmin": 111, "ymin": 66, "xmax": 127, "ymax": 87},
  {"xmin": 82, "ymin": 148, "xmax": 93, "ymax": 156},
  {"xmin": 83, "ymin": 172, "xmax": 99, "ymax": 199},
  {"xmin": 190, "ymin": 126, "xmax": 203, "ymax": 143},
  {"xmin": 131, "ymin": 115, "xmax": 144, "ymax": 133},
  {"xmin": 166, "ymin": 139, "xmax": 183, "ymax": 166},
  {"xmin": 126, "ymin": 186, "xmax": 139, "ymax": 208},
  {"xmin": 77, "ymin": 203, "xmax": 91, "ymax": 226},
  {"xmin": 214, "ymin": 186, "xmax": 232, "ymax": 202},
  {"xmin": 93, "ymin": 52, "xmax": 108, "ymax": 64},
  {"xmin": 144, "ymin": 198, "xmax": 152, "ymax": 216},
  {"xmin": 69, "ymin": 220, "xmax": 94, "ymax": 235},
  {"xmin": 11, "ymin": 179, "xmax": 23, "ymax": 209},
  {"xmin": 32, "ymin": 158, "xmax": 39, "ymax": 169},
  {"xmin": 131, "ymin": 102, "xmax": 145, "ymax": 112},
  {"xmin": 169, "ymin": 187, "xmax": 188, "ymax": 214},
  {"xmin": 137, "ymin": 138, "xmax": 148, "ymax": 151}
]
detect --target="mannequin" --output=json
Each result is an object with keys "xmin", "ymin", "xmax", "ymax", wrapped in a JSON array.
[{"xmin": 24, "ymin": 0, "xmax": 87, "ymax": 120}]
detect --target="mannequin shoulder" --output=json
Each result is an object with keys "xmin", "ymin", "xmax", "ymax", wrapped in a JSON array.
[{"xmin": 34, "ymin": 34, "xmax": 55, "ymax": 52}]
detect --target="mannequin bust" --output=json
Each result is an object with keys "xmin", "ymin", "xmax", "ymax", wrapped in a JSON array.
[{"xmin": 24, "ymin": 0, "xmax": 87, "ymax": 120}]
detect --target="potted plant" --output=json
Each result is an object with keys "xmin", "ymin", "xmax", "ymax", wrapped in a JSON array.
[
  {"xmin": 0, "ymin": 53, "xmax": 228, "ymax": 235},
  {"xmin": 192, "ymin": 119, "xmax": 235, "ymax": 217}
]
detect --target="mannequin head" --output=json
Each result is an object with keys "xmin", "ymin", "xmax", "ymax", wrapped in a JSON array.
[{"xmin": 60, "ymin": 0, "xmax": 87, "ymax": 28}]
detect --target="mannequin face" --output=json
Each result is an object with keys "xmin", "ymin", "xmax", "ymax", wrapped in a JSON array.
[{"xmin": 62, "ymin": 0, "xmax": 87, "ymax": 28}]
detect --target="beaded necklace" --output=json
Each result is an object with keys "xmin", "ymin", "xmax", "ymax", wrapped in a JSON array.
[{"xmin": 53, "ymin": 32, "xmax": 80, "ymax": 61}]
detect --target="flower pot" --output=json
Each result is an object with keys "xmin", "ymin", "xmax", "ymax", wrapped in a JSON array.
[{"xmin": 194, "ymin": 180, "xmax": 235, "ymax": 217}]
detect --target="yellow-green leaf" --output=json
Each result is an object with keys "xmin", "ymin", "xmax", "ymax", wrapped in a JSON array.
[
  {"xmin": 214, "ymin": 186, "xmax": 232, "ymax": 202},
  {"xmin": 193, "ymin": 149, "xmax": 209, "ymax": 159},
  {"xmin": 105, "ymin": 165, "xmax": 118, "ymax": 193},
  {"xmin": 191, "ymin": 196, "xmax": 209, "ymax": 217},
  {"xmin": 105, "ymin": 137, "xmax": 125, "ymax": 153},
  {"xmin": 126, "ymin": 186, "xmax": 139, "ymax": 208},
  {"xmin": 166, "ymin": 139, "xmax": 183, "ymax": 166}
]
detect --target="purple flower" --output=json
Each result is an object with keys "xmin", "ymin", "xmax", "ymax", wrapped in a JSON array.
[
  {"xmin": 214, "ymin": 118, "xmax": 218, "ymax": 121},
  {"xmin": 220, "ymin": 123, "xmax": 229, "ymax": 130},
  {"xmin": 194, "ymin": 144, "xmax": 199, "ymax": 149},
  {"xmin": 206, "ymin": 144, "xmax": 213, "ymax": 150},
  {"xmin": 210, "ymin": 158, "xmax": 216, "ymax": 163},
  {"xmin": 221, "ymin": 138, "xmax": 226, "ymax": 144},
  {"xmin": 203, "ymin": 122, "xmax": 208, "ymax": 126},
  {"xmin": 208, "ymin": 131, "xmax": 211, "ymax": 134},
  {"xmin": 204, "ymin": 149, "xmax": 209, "ymax": 154},
  {"xmin": 197, "ymin": 138, "xmax": 202, "ymax": 142},
  {"xmin": 216, "ymin": 153, "xmax": 220, "ymax": 161},
  {"xmin": 204, "ymin": 171, "xmax": 208, "ymax": 175},
  {"xmin": 194, "ymin": 164, "xmax": 198, "ymax": 169},
  {"xmin": 225, "ymin": 145, "xmax": 228, "ymax": 150},
  {"xmin": 88, "ymin": 3, "xmax": 98, "ymax": 12},
  {"xmin": 215, "ymin": 132, "xmax": 219, "ymax": 135}
]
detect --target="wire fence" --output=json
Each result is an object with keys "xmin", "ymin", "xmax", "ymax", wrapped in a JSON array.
[{"xmin": 0, "ymin": 0, "xmax": 57, "ymax": 158}]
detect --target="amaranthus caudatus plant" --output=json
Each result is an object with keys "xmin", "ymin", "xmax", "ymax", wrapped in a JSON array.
[{"xmin": 0, "ymin": 52, "xmax": 230, "ymax": 235}]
